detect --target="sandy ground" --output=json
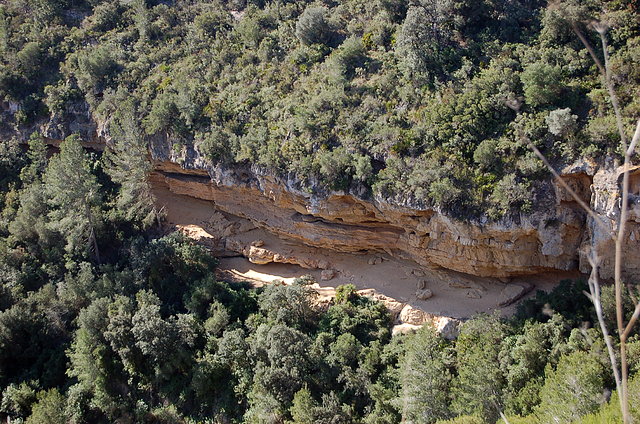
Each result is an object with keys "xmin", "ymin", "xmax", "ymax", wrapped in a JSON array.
[{"xmin": 152, "ymin": 175, "xmax": 582, "ymax": 320}]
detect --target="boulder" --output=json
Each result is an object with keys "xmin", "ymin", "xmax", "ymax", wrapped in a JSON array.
[
  {"xmin": 498, "ymin": 282, "xmax": 533, "ymax": 306},
  {"xmin": 415, "ymin": 288, "xmax": 433, "ymax": 300},
  {"xmin": 320, "ymin": 269, "xmax": 336, "ymax": 281}
]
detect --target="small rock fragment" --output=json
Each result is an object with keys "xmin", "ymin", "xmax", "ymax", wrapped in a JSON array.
[
  {"xmin": 320, "ymin": 269, "xmax": 336, "ymax": 281},
  {"xmin": 250, "ymin": 239, "xmax": 265, "ymax": 247},
  {"xmin": 317, "ymin": 259, "xmax": 330, "ymax": 269},
  {"xmin": 450, "ymin": 281, "xmax": 473, "ymax": 289},
  {"xmin": 466, "ymin": 289, "xmax": 482, "ymax": 299},
  {"xmin": 411, "ymin": 269, "xmax": 425, "ymax": 277},
  {"xmin": 415, "ymin": 288, "xmax": 433, "ymax": 300},
  {"xmin": 392, "ymin": 323, "xmax": 421, "ymax": 336}
]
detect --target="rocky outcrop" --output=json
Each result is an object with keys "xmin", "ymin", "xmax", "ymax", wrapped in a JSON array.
[
  {"xmin": 151, "ymin": 157, "xmax": 589, "ymax": 279},
  {"xmin": 580, "ymin": 162, "xmax": 640, "ymax": 280},
  {"xmin": 145, "ymin": 131, "xmax": 640, "ymax": 282},
  {"xmin": 0, "ymin": 98, "xmax": 104, "ymax": 151}
]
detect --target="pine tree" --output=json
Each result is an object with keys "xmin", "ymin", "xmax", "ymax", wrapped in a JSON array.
[
  {"xmin": 451, "ymin": 313, "xmax": 506, "ymax": 422},
  {"xmin": 400, "ymin": 325, "xmax": 453, "ymax": 423},
  {"xmin": 103, "ymin": 98, "xmax": 158, "ymax": 229},
  {"xmin": 10, "ymin": 132, "xmax": 53, "ymax": 254},
  {"xmin": 44, "ymin": 135, "xmax": 103, "ymax": 263},
  {"xmin": 20, "ymin": 132, "xmax": 48, "ymax": 184}
]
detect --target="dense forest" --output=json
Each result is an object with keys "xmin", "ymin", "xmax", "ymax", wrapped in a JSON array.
[{"xmin": 1, "ymin": 0, "xmax": 640, "ymax": 423}]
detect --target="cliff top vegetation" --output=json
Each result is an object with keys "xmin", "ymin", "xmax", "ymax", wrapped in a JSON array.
[{"xmin": 1, "ymin": 0, "xmax": 638, "ymax": 218}]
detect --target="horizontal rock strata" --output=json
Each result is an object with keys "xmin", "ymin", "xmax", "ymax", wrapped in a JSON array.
[{"xmin": 152, "ymin": 160, "xmax": 589, "ymax": 279}]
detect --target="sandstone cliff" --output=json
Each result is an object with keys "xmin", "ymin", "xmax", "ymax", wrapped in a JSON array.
[{"xmin": 149, "ymin": 136, "xmax": 639, "ymax": 283}]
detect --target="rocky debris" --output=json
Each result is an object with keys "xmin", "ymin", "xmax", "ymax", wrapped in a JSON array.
[
  {"xmin": 250, "ymin": 239, "xmax": 264, "ymax": 247},
  {"xmin": 246, "ymin": 246, "xmax": 273, "ymax": 265},
  {"xmin": 203, "ymin": 212, "xmax": 239, "ymax": 237},
  {"xmin": 317, "ymin": 259, "xmax": 330, "ymax": 269},
  {"xmin": 433, "ymin": 317, "xmax": 461, "ymax": 340},
  {"xmin": 395, "ymin": 305, "xmax": 461, "ymax": 339},
  {"xmin": 416, "ymin": 288, "xmax": 433, "ymax": 300},
  {"xmin": 411, "ymin": 269, "xmax": 426, "ymax": 277},
  {"xmin": 418, "ymin": 279, "xmax": 428, "ymax": 289},
  {"xmin": 498, "ymin": 282, "xmax": 534, "ymax": 307},
  {"xmin": 392, "ymin": 323, "xmax": 422, "ymax": 336},
  {"xmin": 320, "ymin": 269, "xmax": 336, "ymax": 281},
  {"xmin": 449, "ymin": 281, "xmax": 473, "ymax": 289},
  {"xmin": 450, "ymin": 280, "xmax": 486, "ymax": 294},
  {"xmin": 222, "ymin": 238, "xmax": 240, "ymax": 253},
  {"xmin": 177, "ymin": 224, "xmax": 218, "ymax": 248},
  {"xmin": 398, "ymin": 305, "xmax": 429, "ymax": 325},
  {"xmin": 367, "ymin": 256, "xmax": 384, "ymax": 265},
  {"xmin": 466, "ymin": 289, "xmax": 483, "ymax": 299}
]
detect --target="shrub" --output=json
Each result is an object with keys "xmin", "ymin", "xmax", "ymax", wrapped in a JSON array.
[
  {"xmin": 25, "ymin": 389, "xmax": 66, "ymax": 424},
  {"xmin": 546, "ymin": 108, "xmax": 578, "ymax": 137},
  {"xmin": 473, "ymin": 138, "xmax": 500, "ymax": 170},
  {"xmin": 296, "ymin": 6, "xmax": 331, "ymax": 46},
  {"xmin": 489, "ymin": 174, "xmax": 531, "ymax": 217},
  {"xmin": 335, "ymin": 284, "xmax": 358, "ymax": 304},
  {"xmin": 16, "ymin": 42, "xmax": 43, "ymax": 79},
  {"xmin": 316, "ymin": 148, "xmax": 353, "ymax": 191},
  {"xmin": 521, "ymin": 62, "xmax": 563, "ymax": 108},
  {"xmin": 74, "ymin": 46, "xmax": 120, "ymax": 94},
  {"xmin": 429, "ymin": 178, "xmax": 461, "ymax": 208},
  {"xmin": 395, "ymin": 1, "xmax": 460, "ymax": 84},
  {"xmin": 331, "ymin": 36, "xmax": 368, "ymax": 79}
]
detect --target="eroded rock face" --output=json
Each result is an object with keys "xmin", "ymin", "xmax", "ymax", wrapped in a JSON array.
[
  {"xmin": 150, "ymin": 157, "xmax": 590, "ymax": 279},
  {"xmin": 145, "ymin": 132, "xmax": 640, "ymax": 282},
  {"xmin": 581, "ymin": 163, "xmax": 640, "ymax": 280}
]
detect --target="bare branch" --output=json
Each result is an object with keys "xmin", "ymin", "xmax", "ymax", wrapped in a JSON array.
[
  {"xmin": 570, "ymin": 22, "xmax": 606, "ymax": 76},
  {"xmin": 622, "ymin": 302, "xmax": 640, "ymax": 342},
  {"xmin": 586, "ymin": 253, "xmax": 623, "ymax": 399},
  {"xmin": 598, "ymin": 30, "xmax": 629, "ymax": 152},
  {"xmin": 499, "ymin": 411, "xmax": 511, "ymax": 424},
  {"xmin": 626, "ymin": 283, "xmax": 639, "ymax": 305},
  {"xmin": 628, "ymin": 119, "xmax": 640, "ymax": 157},
  {"xmin": 570, "ymin": 17, "xmax": 638, "ymax": 424}
]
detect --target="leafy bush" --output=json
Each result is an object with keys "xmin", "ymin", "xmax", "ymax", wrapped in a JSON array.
[
  {"xmin": 296, "ymin": 6, "xmax": 331, "ymax": 46},
  {"xmin": 429, "ymin": 178, "xmax": 461, "ymax": 208},
  {"xmin": 546, "ymin": 108, "xmax": 578, "ymax": 137},
  {"xmin": 521, "ymin": 62, "xmax": 563, "ymax": 108},
  {"xmin": 489, "ymin": 174, "xmax": 532, "ymax": 217}
]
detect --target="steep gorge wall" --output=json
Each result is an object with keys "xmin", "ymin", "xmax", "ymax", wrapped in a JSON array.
[
  {"xmin": 153, "ymin": 159, "xmax": 588, "ymax": 279},
  {"xmin": 152, "ymin": 137, "xmax": 608, "ymax": 278},
  {"xmin": 148, "ymin": 136, "xmax": 640, "ymax": 282}
]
